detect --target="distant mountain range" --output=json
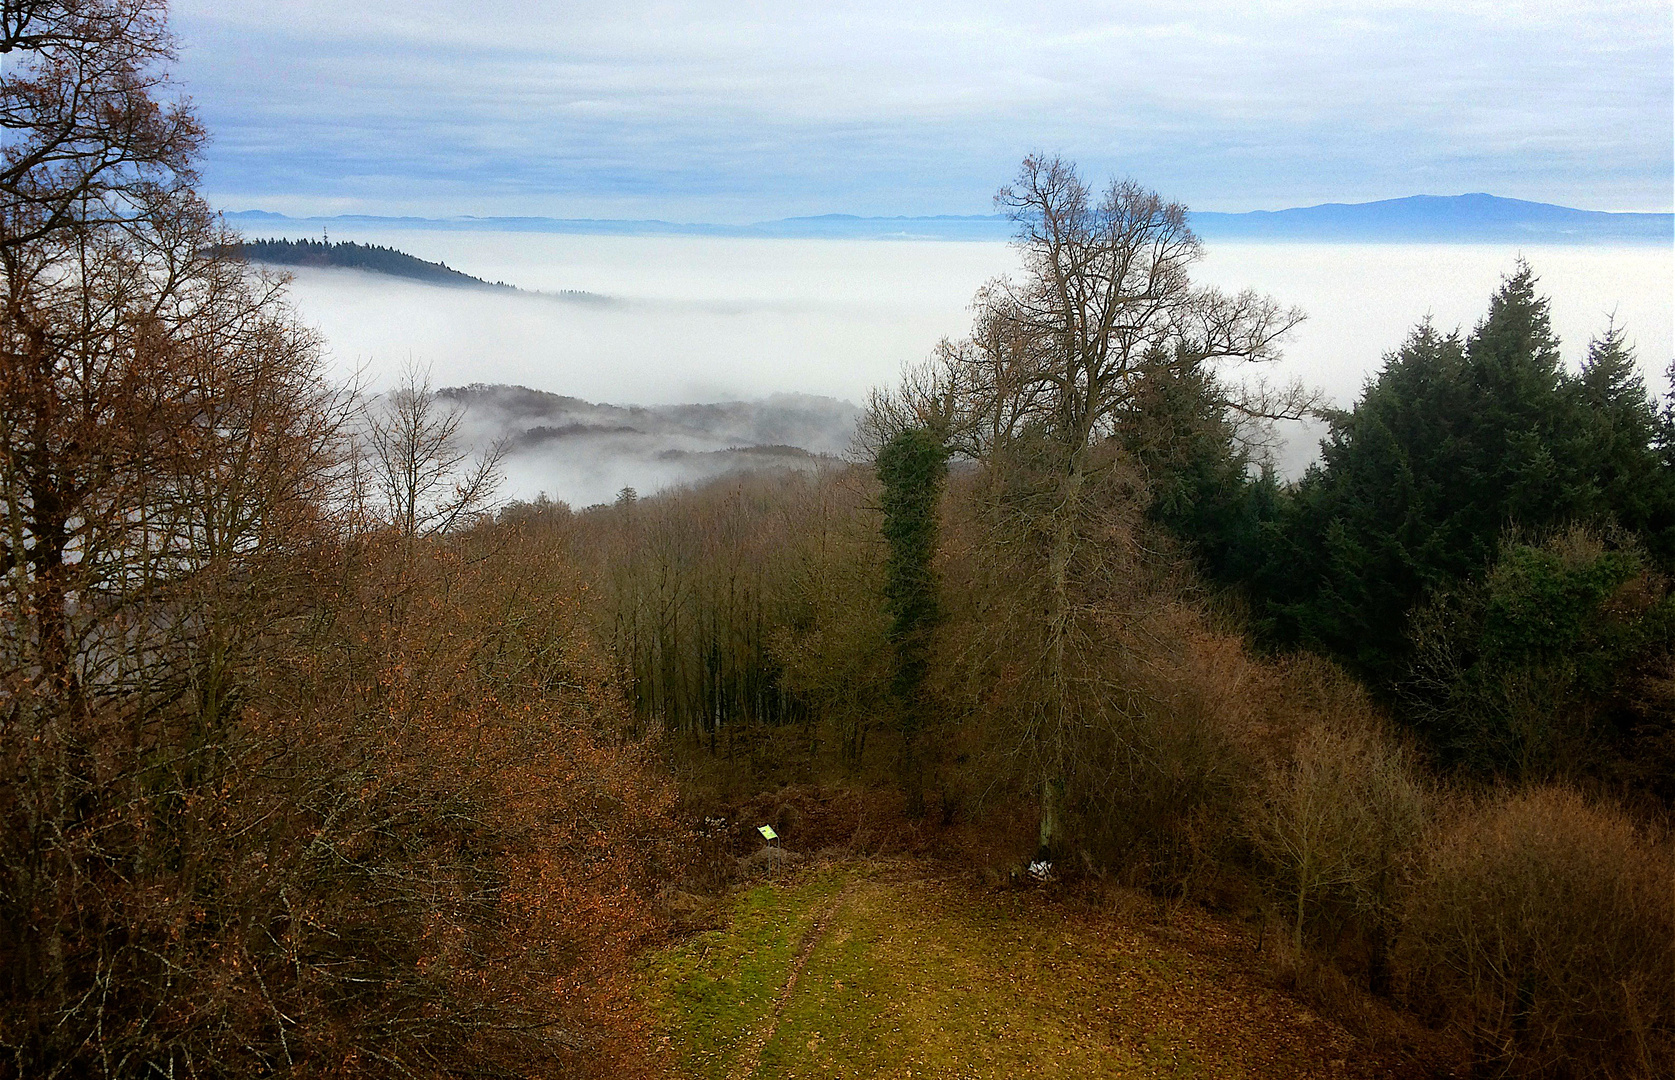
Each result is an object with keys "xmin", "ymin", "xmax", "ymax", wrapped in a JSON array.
[
  {"xmin": 1189, "ymin": 194, "xmax": 1671, "ymax": 244},
  {"xmin": 228, "ymin": 194, "xmax": 1671, "ymax": 245}
]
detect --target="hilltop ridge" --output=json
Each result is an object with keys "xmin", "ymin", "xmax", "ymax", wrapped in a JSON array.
[
  {"xmin": 231, "ymin": 238, "xmax": 513, "ymax": 289},
  {"xmin": 231, "ymin": 237, "xmax": 610, "ymax": 302}
]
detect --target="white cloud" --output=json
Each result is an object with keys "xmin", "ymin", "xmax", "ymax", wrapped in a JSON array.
[{"xmin": 174, "ymin": 0, "xmax": 1673, "ymax": 216}]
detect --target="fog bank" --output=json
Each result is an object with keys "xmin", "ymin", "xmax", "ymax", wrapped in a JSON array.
[
  {"xmin": 268, "ymin": 228, "xmax": 1673, "ymax": 492},
  {"xmin": 439, "ymin": 385, "xmax": 859, "ymax": 508}
]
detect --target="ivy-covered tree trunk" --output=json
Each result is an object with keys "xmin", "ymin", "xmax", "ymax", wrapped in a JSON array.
[{"xmin": 877, "ymin": 427, "xmax": 948, "ymax": 815}]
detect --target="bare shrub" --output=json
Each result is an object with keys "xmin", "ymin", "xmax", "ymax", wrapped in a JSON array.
[
  {"xmin": 1398, "ymin": 787, "xmax": 1675, "ymax": 1077},
  {"xmin": 1246, "ymin": 714, "xmax": 1430, "ymax": 984}
]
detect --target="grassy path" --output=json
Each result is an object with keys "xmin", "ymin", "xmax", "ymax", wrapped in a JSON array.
[
  {"xmin": 726, "ymin": 880, "xmax": 860, "ymax": 1080},
  {"xmin": 640, "ymin": 860, "xmax": 1442, "ymax": 1080}
]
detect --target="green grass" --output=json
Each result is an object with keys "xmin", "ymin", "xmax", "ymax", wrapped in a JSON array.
[
  {"xmin": 639, "ymin": 863, "xmax": 1257, "ymax": 1079},
  {"xmin": 646, "ymin": 869, "xmax": 851, "ymax": 1074}
]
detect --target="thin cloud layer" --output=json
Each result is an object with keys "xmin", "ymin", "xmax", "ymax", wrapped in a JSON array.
[{"xmin": 176, "ymin": 1, "xmax": 1673, "ymax": 218}]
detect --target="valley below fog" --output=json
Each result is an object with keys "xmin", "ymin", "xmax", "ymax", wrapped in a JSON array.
[{"xmin": 259, "ymin": 227, "xmax": 1674, "ymax": 505}]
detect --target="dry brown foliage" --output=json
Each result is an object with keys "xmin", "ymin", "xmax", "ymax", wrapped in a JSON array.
[
  {"xmin": 2, "ymin": 511, "xmax": 686, "ymax": 1077},
  {"xmin": 1398, "ymin": 786, "xmax": 1675, "ymax": 1078},
  {"xmin": 2, "ymin": 9, "xmax": 685, "ymax": 1057},
  {"xmin": 1246, "ymin": 714, "xmax": 1430, "ymax": 981}
]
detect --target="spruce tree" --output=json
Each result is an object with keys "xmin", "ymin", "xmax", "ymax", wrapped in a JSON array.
[
  {"xmin": 1267, "ymin": 321, "xmax": 1475, "ymax": 683},
  {"xmin": 1259, "ymin": 263, "xmax": 1669, "ymax": 691},
  {"xmin": 1575, "ymin": 326, "xmax": 1675, "ymax": 560}
]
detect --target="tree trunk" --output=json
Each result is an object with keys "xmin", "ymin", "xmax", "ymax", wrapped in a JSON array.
[{"xmin": 1037, "ymin": 458, "xmax": 1085, "ymax": 861}]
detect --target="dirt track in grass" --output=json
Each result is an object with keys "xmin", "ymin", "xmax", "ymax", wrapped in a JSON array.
[{"xmin": 638, "ymin": 858, "xmax": 1459, "ymax": 1080}]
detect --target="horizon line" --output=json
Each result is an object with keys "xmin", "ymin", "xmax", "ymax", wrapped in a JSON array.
[{"xmin": 220, "ymin": 191, "xmax": 1675, "ymax": 227}]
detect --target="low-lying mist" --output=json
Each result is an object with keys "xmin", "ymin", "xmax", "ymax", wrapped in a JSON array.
[
  {"xmin": 439, "ymin": 384, "xmax": 860, "ymax": 508},
  {"xmin": 273, "ymin": 233, "xmax": 1006, "ymax": 406},
  {"xmin": 267, "ymin": 228, "xmax": 1673, "ymax": 498}
]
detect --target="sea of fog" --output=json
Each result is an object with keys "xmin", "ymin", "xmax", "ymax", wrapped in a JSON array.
[{"xmin": 259, "ymin": 225, "xmax": 1673, "ymax": 503}]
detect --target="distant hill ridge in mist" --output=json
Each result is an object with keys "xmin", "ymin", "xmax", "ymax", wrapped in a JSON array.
[
  {"xmin": 435, "ymin": 384, "xmax": 861, "ymax": 506},
  {"xmin": 1189, "ymin": 194, "xmax": 1671, "ymax": 244},
  {"xmin": 228, "ymin": 194, "xmax": 1671, "ymax": 244},
  {"xmin": 231, "ymin": 238, "xmax": 511, "ymax": 288},
  {"xmin": 439, "ymin": 384, "xmax": 861, "ymax": 460},
  {"xmin": 231, "ymin": 237, "xmax": 611, "ymax": 301}
]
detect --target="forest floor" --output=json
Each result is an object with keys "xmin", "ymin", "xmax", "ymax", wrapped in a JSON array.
[{"xmin": 637, "ymin": 857, "xmax": 1460, "ymax": 1080}]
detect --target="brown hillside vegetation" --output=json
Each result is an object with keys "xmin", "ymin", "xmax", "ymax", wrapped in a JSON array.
[
  {"xmin": 2, "ymin": 5, "xmax": 681, "ymax": 1072},
  {"xmin": 559, "ymin": 459, "xmax": 1674, "ymax": 1080}
]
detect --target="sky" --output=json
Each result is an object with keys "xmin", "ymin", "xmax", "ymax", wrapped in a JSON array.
[{"xmin": 172, "ymin": 1, "xmax": 1674, "ymax": 221}]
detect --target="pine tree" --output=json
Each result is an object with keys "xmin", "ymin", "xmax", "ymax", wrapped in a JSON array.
[
  {"xmin": 1574, "ymin": 325, "xmax": 1675, "ymax": 560},
  {"xmin": 1267, "ymin": 321, "xmax": 1475, "ymax": 683}
]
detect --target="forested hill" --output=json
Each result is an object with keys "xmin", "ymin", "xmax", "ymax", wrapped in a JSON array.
[{"xmin": 232, "ymin": 238, "xmax": 514, "ymax": 290}]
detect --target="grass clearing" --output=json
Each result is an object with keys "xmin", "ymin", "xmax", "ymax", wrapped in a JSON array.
[{"xmin": 639, "ymin": 859, "xmax": 1446, "ymax": 1080}]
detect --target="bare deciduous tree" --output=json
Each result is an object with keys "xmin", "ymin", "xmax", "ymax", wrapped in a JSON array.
[
  {"xmin": 878, "ymin": 156, "xmax": 1309, "ymax": 859},
  {"xmin": 1, "ymin": 0, "xmax": 203, "ymax": 253},
  {"xmin": 365, "ymin": 362, "xmax": 506, "ymax": 540}
]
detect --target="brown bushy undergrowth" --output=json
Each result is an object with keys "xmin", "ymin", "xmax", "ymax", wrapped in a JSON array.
[
  {"xmin": 290, "ymin": 532, "xmax": 687, "ymax": 1076},
  {"xmin": 0, "ymin": 530, "xmax": 683, "ymax": 1079},
  {"xmin": 1398, "ymin": 787, "xmax": 1674, "ymax": 1078}
]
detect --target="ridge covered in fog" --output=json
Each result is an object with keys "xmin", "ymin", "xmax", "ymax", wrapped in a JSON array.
[
  {"xmin": 440, "ymin": 384, "xmax": 862, "ymax": 507},
  {"xmin": 237, "ymin": 238, "xmax": 615, "ymax": 303}
]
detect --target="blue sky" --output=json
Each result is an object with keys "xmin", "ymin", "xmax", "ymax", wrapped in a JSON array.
[{"xmin": 174, "ymin": 0, "xmax": 1674, "ymax": 220}]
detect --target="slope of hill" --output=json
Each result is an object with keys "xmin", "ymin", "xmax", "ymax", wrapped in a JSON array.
[
  {"xmin": 443, "ymin": 384, "xmax": 860, "ymax": 459},
  {"xmin": 231, "ymin": 237, "xmax": 615, "ymax": 303},
  {"xmin": 439, "ymin": 384, "xmax": 862, "ymax": 507},
  {"xmin": 233, "ymin": 238, "xmax": 514, "ymax": 289}
]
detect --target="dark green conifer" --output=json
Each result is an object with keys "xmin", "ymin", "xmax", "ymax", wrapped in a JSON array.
[
  {"xmin": 876, "ymin": 427, "xmax": 948, "ymax": 810},
  {"xmin": 1256, "ymin": 263, "xmax": 1671, "ymax": 691}
]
